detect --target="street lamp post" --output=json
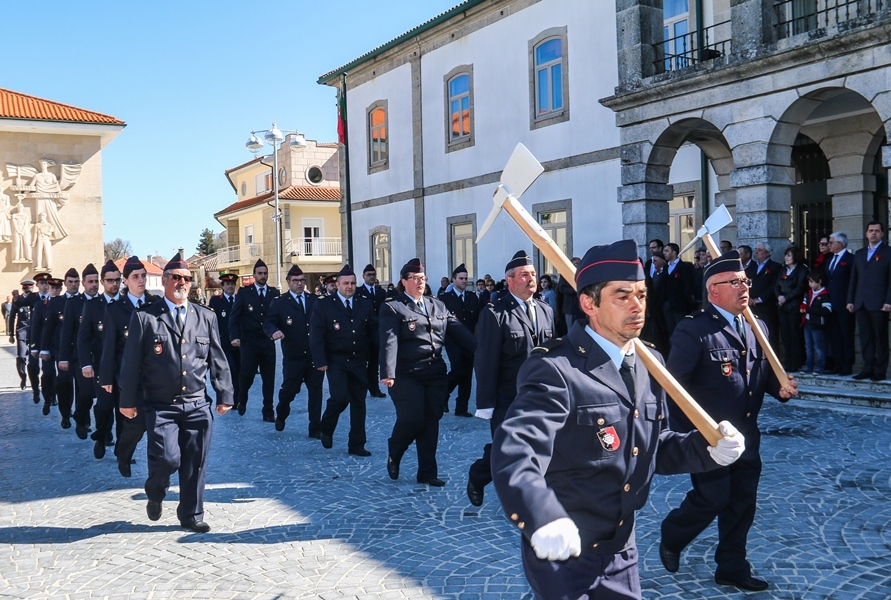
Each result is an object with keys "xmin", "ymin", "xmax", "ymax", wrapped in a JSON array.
[{"xmin": 246, "ymin": 121, "xmax": 306, "ymax": 290}]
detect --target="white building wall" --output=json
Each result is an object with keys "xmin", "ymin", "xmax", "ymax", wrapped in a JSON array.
[{"xmin": 352, "ymin": 200, "xmax": 415, "ymax": 284}]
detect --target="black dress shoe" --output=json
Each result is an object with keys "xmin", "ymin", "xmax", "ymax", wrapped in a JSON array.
[
  {"xmin": 105, "ymin": 433, "xmax": 115, "ymax": 446},
  {"xmin": 75, "ymin": 424, "xmax": 88, "ymax": 440},
  {"xmin": 418, "ymin": 477, "xmax": 446, "ymax": 487},
  {"xmin": 262, "ymin": 415, "xmax": 275, "ymax": 423},
  {"xmin": 837, "ymin": 368, "xmax": 853, "ymax": 376},
  {"xmin": 118, "ymin": 459, "xmax": 131, "ymax": 478},
  {"xmin": 369, "ymin": 390, "xmax": 387, "ymax": 398},
  {"xmin": 275, "ymin": 418, "xmax": 285, "ymax": 431},
  {"xmin": 872, "ymin": 374, "xmax": 886, "ymax": 381},
  {"xmin": 61, "ymin": 417, "xmax": 71, "ymax": 429},
  {"xmin": 714, "ymin": 574, "xmax": 769, "ymax": 591},
  {"xmin": 20, "ymin": 379, "xmax": 26, "ymax": 390},
  {"xmin": 180, "ymin": 520, "xmax": 211, "ymax": 533},
  {"xmin": 348, "ymin": 448, "xmax": 372, "ymax": 457},
  {"xmin": 308, "ymin": 431, "xmax": 322, "ymax": 440},
  {"xmin": 32, "ymin": 392, "xmax": 39, "ymax": 404},
  {"xmin": 455, "ymin": 411, "xmax": 473, "ymax": 418},
  {"xmin": 387, "ymin": 455, "xmax": 400, "ymax": 480},
  {"xmin": 853, "ymin": 372, "xmax": 873, "ymax": 380},
  {"xmin": 659, "ymin": 542, "xmax": 680, "ymax": 573},
  {"xmin": 320, "ymin": 434, "xmax": 333, "ymax": 449},
  {"xmin": 93, "ymin": 439, "xmax": 106, "ymax": 459},
  {"xmin": 146, "ymin": 500, "xmax": 162, "ymax": 521},
  {"xmin": 236, "ymin": 403, "xmax": 246, "ymax": 416},
  {"xmin": 42, "ymin": 402, "xmax": 50, "ymax": 416},
  {"xmin": 466, "ymin": 480, "xmax": 484, "ymax": 506}
]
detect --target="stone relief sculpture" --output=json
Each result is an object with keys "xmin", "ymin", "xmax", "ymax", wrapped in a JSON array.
[
  {"xmin": 32, "ymin": 213, "xmax": 54, "ymax": 269},
  {"xmin": 5, "ymin": 159, "xmax": 82, "ymax": 244},
  {"xmin": 0, "ymin": 186, "xmax": 12, "ymax": 242},
  {"xmin": 11, "ymin": 196, "xmax": 32, "ymax": 263}
]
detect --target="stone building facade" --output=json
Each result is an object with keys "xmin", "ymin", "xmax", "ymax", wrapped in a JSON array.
[
  {"xmin": 602, "ymin": 0, "xmax": 891, "ymax": 256},
  {"xmin": 0, "ymin": 88, "xmax": 124, "ymax": 294}
]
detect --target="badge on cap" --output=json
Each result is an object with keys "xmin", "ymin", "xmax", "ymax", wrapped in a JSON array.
[
  {"xmin": 721, "ymin": 362, "xmax": 732, "ymax": 376},
  {"xmin": 597, "ymin": 426, "xmax": 621, "ymax": 451},
  {"xmin": 154, "ymin": 343, "xmax": 163, "ymax": 355},
  {"xmin": 286, "ymin": 316, "xmax": 293, "ymax": 326}
]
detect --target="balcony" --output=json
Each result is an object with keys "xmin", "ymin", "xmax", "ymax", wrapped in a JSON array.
[
  {"xmin": 653, "ymin": 21, "xmax": 731, "ymax": 73},
  {"xmin": 198, "ymin": 243, "xmax": 262, "ymax": 271},
  {"xmin": 776, "ymin": 0, "xmax": 888, "ymax": 39},
  {"xmin": 284, "ymin": 237, "xmax": 343, "ymax": 264}
]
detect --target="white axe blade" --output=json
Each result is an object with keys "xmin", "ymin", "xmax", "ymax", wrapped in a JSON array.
[
  {"xmin": 476, "ymin": 143, "xmax": 545, "ymax": 242},
  {"xmin": 680, "ymin": 204, "xmax": 733, "ymax": 256}
]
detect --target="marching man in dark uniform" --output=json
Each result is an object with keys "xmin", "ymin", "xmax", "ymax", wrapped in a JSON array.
[
  {"xmin": 660, "ymin": 250, "xmax": 798, "ymax": 592},
  {"xmin": 25, "ymin": 273, "xmax": 51, "ymax": 403},
  {"xmin": 229, "ymin": 259, "xmax": 279, "ymax": 420},
  {"xmin": 263, "ymin": 264, "xmax": 322, "ymax": 434},
  {"xmin": 79, "ymin": 260, "xmax": 121, "ymax": 459},
  {"xmin": 100, "ymin": 256, "xmax": 159, "ymax": 476},
  {"xmin": 41, "ymin": 267, "xmax": 81, "ymax": 429},
  {"xmin": 379, "ymin": 258, "xmax": 476, "ymax": 487},
  {"xmin": 354, "ymin": 264, "xmax": 387, "ymax": 398},
  {"xmin": 119, "ymin": 253, "xmax": 233, "ymax": 533},
  {"xmin": 33, "ymin": 276, "xmax": 62, "ymax": 415},
  {"xmin": 311, "ymin": 264, "xmax": 376, "ymax": 455},
  {"xmin": 467, "ymin": 251, "xmax": 553, "ymax": 506},
  {"xmin": 438, "ymin": 263, "xmax": 480, "ymax": 417},
  {"xmin": 9, "ymin": 279, "xmax": 39, "ymax": 396},
  {"xmin": 208, "ymin": 274, "xmax": 240, "ymax": 403},
  {"xmin": 491, "ymin": 240, "xmax": 748, "ymax": 600},
  {"xmin": 59, "ymin": 264, "xmax": 101, "ymax": 440}
]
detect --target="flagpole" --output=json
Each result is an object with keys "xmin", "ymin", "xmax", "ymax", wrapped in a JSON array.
[{"xmin": 341, "ymin": 73, "xmax": 354, "ymax": 267}]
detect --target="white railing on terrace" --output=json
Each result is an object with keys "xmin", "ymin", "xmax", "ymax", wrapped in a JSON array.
[
  {"xmin": 285, "ymin": 237, "xmax": 342, "ymax": 258},
  {"xmin": 199, "ymin": 243, "xmax": 262, "ymax": 271}
]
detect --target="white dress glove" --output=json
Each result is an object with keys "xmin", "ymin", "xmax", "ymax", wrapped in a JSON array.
[
  {"xmin": 708, "ymin": 420, "xmax": 745, "ymax": 466},
  {"xmin": 474, "ymin": 408, "xmax": 494, "ymax": 420},
  {"xmin": 530, "ymin": 517, "xmax": 581, "ymax": 561}
]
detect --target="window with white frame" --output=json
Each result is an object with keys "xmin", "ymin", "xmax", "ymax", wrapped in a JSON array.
[
  {"xmin": 367, "ymin": 101, "xmax": 388, "ymax": 172},
  {"xmin": 663, "ymin": 0, "xmax": 690, "ymax": 70},
  {"xmin": 244, "ymin": 224, "xmax": 254, "ymax": 245},
  {"xmin": 447, "ymin": 72, "xmax": 472, "ymax": 145},
  {"xmin": 371, "ymin": 228, "xmax": 391, "ymax": 285},
  {"xmin": 450, "ymin": 222, "xmax": 474, "ymax": 280},
  {"xmin": 538, "ymin": 210, "xmax": 567, "ymax": 275},
  {"xmin": 529, "ymin": 28, "xmax": 569, "ymax": 129}
]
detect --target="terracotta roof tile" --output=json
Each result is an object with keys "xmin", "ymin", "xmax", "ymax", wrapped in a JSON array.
[
  {"xmin": 0, "ymin": 88, "xmax": 124, "ymax": 125},
  {"xmin": 113, "ymin": 257, "xmax": 164, "ymax": 275},
  {"xmin": 215, "ymin": 185, "xmax": 340, "ymax": 218}
]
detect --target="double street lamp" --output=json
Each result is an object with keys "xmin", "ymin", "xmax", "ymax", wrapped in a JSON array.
[{"xmin": 246, "ymin": 121, "xmax": 306, "ymax": 289}]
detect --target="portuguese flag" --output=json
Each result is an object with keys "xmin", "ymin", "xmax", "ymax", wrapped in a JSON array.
[{"xmin": 337, "ymin": 89, "xmax": 347, "ymax": 145}]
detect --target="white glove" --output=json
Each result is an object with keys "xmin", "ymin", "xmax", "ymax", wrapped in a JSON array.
[
  {"xmin": 474, "ymin": 408, "xmax": 494, "ymax": 420},
  {"xmin": 530, "ymin": 517, "xmax": 581, "ymax": 561},
  {"xmin": 707, "ymin": 420, "xmax": 745, "ymax": 466}
]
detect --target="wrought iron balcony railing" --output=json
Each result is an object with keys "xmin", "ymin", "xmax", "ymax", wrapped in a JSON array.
[
  {"xmin": 775, "ymin": 0, "xmax": 887, "ymax": 38},
  {"xmin": 653, "ymin": 21, "xmax": 731, "ymax": 73}
]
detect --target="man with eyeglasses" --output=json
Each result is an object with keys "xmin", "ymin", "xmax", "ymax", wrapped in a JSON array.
[
  {"xmin": 79, "ymin": 260, "xmax": 122, "ymax": 459},
  {"xmin": 659, "ymin": 250, "xmax": 797, "ymax": 592},
  {"xmin": 119, "ymin": 253, "xmax": 233, "ymax": 533},
  {"xmin": 379, "ymin": 258, "xmax": 476, "ymax": 487},
  {"xmin": 100, "ymin": 256, "xmax": 159, "ymax": 477},
  {"xmin": 229, "ymin": 258, "xmax": 280, "ymax": 421},
  {"xmin": 263, "ymin": 264, "xmax": 322, "ymax": 435}
]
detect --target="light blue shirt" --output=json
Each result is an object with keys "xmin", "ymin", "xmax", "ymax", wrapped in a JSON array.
[
  {"xmin": 127, "ymin": 292, "xmax": 145, "ymax": 308},
  {"xmin": 585, "ymin": 325, "xmax": 633, "ymax": 370},
  {"xmin": 164, "ymin": 297, "xmax": 187, "ymax": 327},
  {"xmin": 711, "ymin": 303, "xmax": 739, "ymax": 329},
  {"xmin": 867, "ymin": 241, "xmax": 882, "ymax": 262}
]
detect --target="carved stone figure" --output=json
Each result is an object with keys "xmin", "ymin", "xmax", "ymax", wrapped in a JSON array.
[
  {"xmin": 10, "ymin": 196, "xmax": 31, "ymax": 263},
  {"xmin": 0, "ymin": 187, "xmax": 11, "ymax": 242},
  {"xmin": 5, "ymin": 159, "xmax": 82, "ymax": 244},
  {"xmin": 32, "ymin": 213, "xmax": 54, "ymax": 269}
]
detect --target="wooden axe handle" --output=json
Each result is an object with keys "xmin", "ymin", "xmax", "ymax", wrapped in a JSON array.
[
  {"xmin": 700, "ymin": 233, "xmax": 789, "ymax": 386},
  {"xmin": 502, "ymin": 197, "xmax": 723, "ymax": 446}
]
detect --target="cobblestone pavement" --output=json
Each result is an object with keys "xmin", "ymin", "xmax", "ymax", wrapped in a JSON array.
[{"xmin": 0, "ymin": 340, "xmax": 889, "ymax": 599}]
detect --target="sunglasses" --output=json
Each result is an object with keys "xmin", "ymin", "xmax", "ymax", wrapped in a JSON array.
[{"xmin": 169, "ymin": 273, "xmax": 193, "ymax": 283}]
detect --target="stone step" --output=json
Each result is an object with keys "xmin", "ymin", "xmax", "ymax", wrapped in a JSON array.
[
  {"xmin": 791, "ymin": 372, "xmax": 891, "ymax": 393},
  {"xmin": 796, "ymin": 383, "xmax": 891, "ymax": 409}
]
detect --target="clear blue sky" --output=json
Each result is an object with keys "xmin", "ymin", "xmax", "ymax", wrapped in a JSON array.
[{"xmin": 1, "ymin": 0, "xmax": 459, "ymax": 259}]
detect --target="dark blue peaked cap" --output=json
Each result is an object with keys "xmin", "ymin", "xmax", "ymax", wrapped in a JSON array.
[{"xmin": 575, "ymin": 240, "xmax": 644, "ymax": 290}]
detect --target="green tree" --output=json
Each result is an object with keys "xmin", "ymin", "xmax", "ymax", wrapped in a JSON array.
[
  {"xmin": 104, "ymin": 238, "xmax": 133, "ymax": 261},
  {"xmin": 196, "ymin": 228, "xmax": 219, "ymax": 256}
]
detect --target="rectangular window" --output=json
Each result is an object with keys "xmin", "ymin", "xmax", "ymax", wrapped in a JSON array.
[
  {"xmin": 373, "ymin": 232, "xmax": 391, "ymax": 285},
  {"xmin": 283, "ymin": 205, "xmax": 291, "ymax": 231},
  {"xmin": 450, "ymin": 222, "xmax": 474, "ymax": 280},
  {"xmin": 255, "ymin": 172, "xmax": 272, "ymax": 194},
  {"xmin": 244, "ymin": 224, "xmax": 254, "ymax": 245},
  {"xmin": 663, "ymin": 0, "xmax": 690, "ymax": 70},
  {"xmin": 669, "ymin": 194, "xmax": 696, "ymax": 260},
  {"xmin": 538, "ymin": 210, "xmax": 566, "ymax": 275},
  {"xmin": 449, "ymin": 74, "xmax": 471, "ymax": 141},
  {"xmin": 368, "ymin": 104, "xmax": 388, "ymax": 170},
  {"xmin": 534, "ymin": 38, "xmax": 564, "ymax": 116}
]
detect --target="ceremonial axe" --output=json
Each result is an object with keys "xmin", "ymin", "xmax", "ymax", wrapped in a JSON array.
[
  {"xmin": 685, "ymin": 205, "xmax": 790, "ymax": 386},
  {"xmin": 478, "ymin": 143, "xmax": 722, "ymax": 445}
]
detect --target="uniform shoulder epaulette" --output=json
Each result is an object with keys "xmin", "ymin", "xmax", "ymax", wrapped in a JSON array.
[
  {"xmin": 192, "ymin": 303, "xmax": 211, "ymax": 312},
  {"xmin": 686, "ymin": 308, "xmax": 707, "ymax": 319},
  {"xmin": 532, "ymin": 337, "xmax": 564, "ymax": 354},
  {"xmin": 640, "ymin": 339, "xmax": 656, "ymax": 348},
  {"xmin": 385, "ymin": 297, "xmax": 397, "ymax": 302}
]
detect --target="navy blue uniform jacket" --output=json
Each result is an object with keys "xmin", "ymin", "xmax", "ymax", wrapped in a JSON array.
[
  {"xmin": 848, "ymin": 242, "xmax": 891, "ymax": 311},
  {"xmin": 119, "ymin": 301, "xmax": 234, "ymax": 408},
  {"xmin": 825, "ymin": 249, "xmax": 853, "ymax": 310},
  {"xmin": 474, "ymin": 293, "xmax": 554, "ymax": 409},
  {"xmin": 263, "ymin": 292, "xmax": 316, "ymax": 360},
  {"xmin": 29, "ymin": 296, "xmax": 51, "ymax": 353},
  {"xmin": 229, "ymin": 285, "xmax": 280, "ymax": 341},
  {"xmin": 77, "ymin": 296, "xmax": 109, "ymax": 369},
  {"xmin": 99, "ymin": 295, "xmax": 159, "ymax": 387},
  {"xmin": 207, "ymin": 294, "xmax": 236, "ymax": 347},
  {"xmin": 492, "ymin": 323, "xmax": 715, "ymax": 553},
  {"xmin": 310, "ymin": 293, "xmax": 376, "ymax": 374}
]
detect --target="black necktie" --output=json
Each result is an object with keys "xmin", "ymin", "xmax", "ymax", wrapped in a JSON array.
[
  {"xmin": 177, "ymin": 306, "xmax": 185, "ymax": 332},
  {"xmin": 228, "ymin": 295, "xmax": 234, "ymax": 307},
  {"xmin": 735, "ymin": 315, "xmax": 746, "ymax": 343},
  {"xmin": 137, "ymin": 298, "xmax": 144, "ymax": 308},
  {"xmin": 620, "ymin": 354, "xmax": 636, "ymax": 400},
  {"xmin": 260, "ymin": 288, "xmax": 265, "ymax": 299},
  {"xmin": 830, "ymin": 254, "xmax": 839, "ymax": 272},
  {"xmin": 346, "ymin": 299, "xmax": 352, "ymax": 318},
  {"xmin": 296, "ymin": 294, "xmax": 304, "ymax": 312}
]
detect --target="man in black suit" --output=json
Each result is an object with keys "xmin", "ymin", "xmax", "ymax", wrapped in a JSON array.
[
  {"xmin": 846, "ymin": 221, "xmax": 891, "ymax": 381},
  {"xmin": 208, "ymin": 274, "xmax": 240, "ymax": 404},
  {"xmin": 9, "ymin": 279, "xmax": 40, "ymax": 399},
  {"xmin": 230, "ymin": 259, "xmax": 279, "ymax": 420},
  {"xmin": 825, "ymin": 232, "xmax": 855, "ymax": 375},
  {"xmin": 643, "ymin": 238, "xmax": 664, "ymax": 279},
  {"xmin": 662, "ymin": 243, "xmax": 695, "ymax": 339},
  {"xmin": 119, "ymin": 253, "xmax": 233, "ymax": 533},
  {"xmin": 311, "ymin": 264, "xmax": 375, "ymax": 455},
  {"xmin": 41, "ymin": 269, "xmax": 80, "ymax": 427},
  {"xmin": 79, "ymin": 260, "xmax": 121, "ymax": 459},
  {"xmin": 467, "ymin": 251, "xmax": 554, "ymax": 506},
  {"xmin": 100, "ymin": 256, "xmax": 159, "ymax": 476},
  {"xmin": 746, "ymin": 242, "xmax": 781, "ymax": 347},
  {"xmin": 438, "ymin": 263, "xmax": 480, "ymax": 417},
  {"xmin": 354, "ymin": 264, "xmax": 387, "ymax": 398},
  {"xmin": 31, "ymin": 275, "xmax": 58, "ymax": 413},
  {"xmin": 263, "ymin": 264, "xmax": 322, "ymax": 433}
]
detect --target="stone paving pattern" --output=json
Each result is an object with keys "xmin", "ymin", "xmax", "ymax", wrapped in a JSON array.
[{"xmin": 0, "ymin": 340, "xmax": 889, "ymax": 599}]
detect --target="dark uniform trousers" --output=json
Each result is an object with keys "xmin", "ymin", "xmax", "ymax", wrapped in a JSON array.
[
  {"xmin": 522, "ymin": 542, "xmax": 641, "ymax": 600},
  {"xmin": 380, "ymin": 293, "xmax": 476, "ymax": 481},
  {"xmin": 312, "ymin": 293, "xmax": 375, "ymax": 449},
  {"xmin": 660, "ymin": 305, "xmax": 781, "ymax": 580},
  {"xmin": 10, "ymin": 295, "xmax": 38, "ymax": 394},
  {"xmin": 230, "ymin": 285, "xmax": 279, "ymax": 418},
  {"xmin": 470, "ymin": 294, "xmax": 554, "ymax": 491},
  {"xmin": 120, "ymin": 301, "xmax": 233, "ymax": 524},
  {"xmin": 43, "ymin": 295, "xmax": 76, "ymax": 420},
  {"xmin": 209, "ymin": 294, "xmax": 240, "ymax": 407},
  {"xmin": 355, "ymin": 284, "xmax": 385, "ymax": 394},
  {"xmin": 264, "ymin": 292, "xmax": 323, "ymax": 431}
]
